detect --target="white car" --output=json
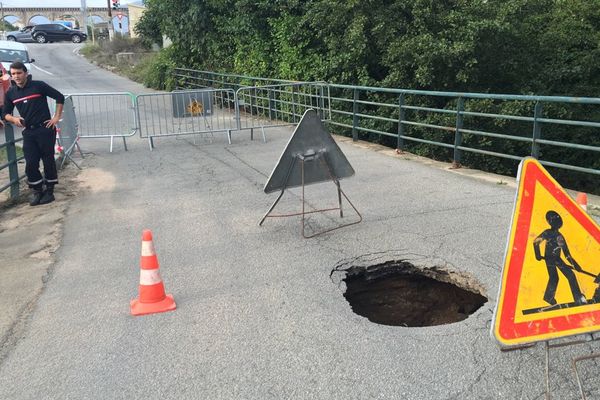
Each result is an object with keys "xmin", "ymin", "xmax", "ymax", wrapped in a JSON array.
[{"xmin": 0, "ymin": 40, "xmax": 34, "ymax": 72}]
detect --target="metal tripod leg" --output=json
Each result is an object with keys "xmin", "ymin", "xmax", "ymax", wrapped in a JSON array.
[
  {"xmin": 335, "ymin": 180, "xmax": 343, "ymax": 218},
  {"xmin": 61, "ymin": 151, "xmax": 82, "ymax": 170},
  {"xmin": 59, "ymin": 138, "xmax": 82, "ymax": 170},
  {"xmin": 259, "ymin": 189, "xmax": 285, "ymax": 226},
  {"xmin": 543, "ymin": 334, "xmax": 599, "ymax": 400},
  {"xmin": 260, "ymin": 152, "xmax": 362, "ymax": 238},
  {"xmin": 545, "ymin": 341, "xmax": 551, "ymax": 400},
  {"xmin": 259, "ymin": 157, "xmax": 297, "ymax": 226},
  {"xmin": 573, "ymin": 344, "xmax": 600, "ymax": 400},
  {"xmin": 301, "ymin": 154, "xmax": 362, "ymax": 238},
  {"xmin": 75, "ymin": 140, "xmax": 84, "ymax": 159}
]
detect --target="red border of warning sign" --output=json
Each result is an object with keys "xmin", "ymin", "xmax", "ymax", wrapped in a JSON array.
[{"xmin": 493, "ymin": 158, "xmax": 600, "ymax": 346}]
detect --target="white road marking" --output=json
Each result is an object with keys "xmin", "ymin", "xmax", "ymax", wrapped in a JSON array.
[{"xmin": 32, "ymin": 64, "xmax": 55, "ymax": 76}]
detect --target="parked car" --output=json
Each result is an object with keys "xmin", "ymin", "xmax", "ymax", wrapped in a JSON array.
[
  {"xmin": 5, "ymin": 26, "xmax": 35, "ymax": 43},
  {"xmin": 0, "ymin": 41, "xmax": 34, "ymax": 72},
  {"xmin": 31, "ymin": 24, "xmax": 87, "ymax": 44}
]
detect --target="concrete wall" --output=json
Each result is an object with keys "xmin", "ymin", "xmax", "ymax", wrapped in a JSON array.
[{"xmin": 127, "ymin": 4, "xmax": 145, "ymax": 38}]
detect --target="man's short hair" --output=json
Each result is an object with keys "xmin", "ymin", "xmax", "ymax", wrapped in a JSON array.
[{"xmin": 9, "ymin": 61, "xmax": 27, "ymax": 72}]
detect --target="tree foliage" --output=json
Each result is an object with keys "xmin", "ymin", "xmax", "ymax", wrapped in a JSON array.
[
  {"xmin": 139, "ymin": 0, "xmax": 600, "ymax": 94},
  {"xmin": 137, "ymin": 0, "xmax": 600, "ymax": 191}
]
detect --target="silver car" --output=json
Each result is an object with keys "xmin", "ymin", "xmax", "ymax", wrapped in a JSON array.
[{"xmin": 6, "ymin": 26, "xmax": 35, "ymax": 43}]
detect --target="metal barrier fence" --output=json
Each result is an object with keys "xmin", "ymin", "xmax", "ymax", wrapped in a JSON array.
[
  {"xmin": 235, "ymin": 82, "xmax": 330, "ymax": 140},
  {"xmin": 135, "ymin": 89, "xmax": 238, "ymax": 149},
  {"xmin": 174, "ymin": 69, "xmax": 332, "ymax": 141},
  {"xmin": 0, "ymin": 124, "xmax": 25, "ymax": 200},
  {"xmin": 58, "ymin": 96, "xmax": 83, "ymax": 169},
  {"xmin": 327, "ymin": 84, "xmax": 600, "ymax": 176},
  {"xmin": 68, "ymin": 92, "xmax": 137, "ymax": 152},
  {"xmin": 174, "ymin": 69, "xmax": 600, "ymax": 182},
  {"xmin": 174, "ymin": 68, "xmax": 295, "ymax": 91}
]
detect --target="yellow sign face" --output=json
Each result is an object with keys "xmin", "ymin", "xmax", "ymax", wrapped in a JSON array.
[
  {"xmin": 493, "ymin": 158, "xmax": 600, "ymax": 346},
  {"xmin": 187, "ymin": 100, "xmax": 204, "ymax": 116}
]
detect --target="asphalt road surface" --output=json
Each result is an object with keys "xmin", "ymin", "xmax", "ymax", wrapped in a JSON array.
[{"xmin": 1, "ymin": 42, "xmax": 599, "ymax": 400}]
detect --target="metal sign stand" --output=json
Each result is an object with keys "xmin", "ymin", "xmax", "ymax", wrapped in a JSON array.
[
  {"xmin": 502, "ymin": 335, "xmax": 600, "ymax": 399},
  {"xmin": 259, "ymin": 149, "xmax": 362, "ymax": 238},
  {"xmin": 58, "ymin": 136, "xmax": 84, "ymax": 170},
  {"xmin": 573, "ymin": 344, "xmax": 600, "ymax": 400},
  {"xmin": 544, "ymin": 335, "xmax": 600, "ymax": 400}
]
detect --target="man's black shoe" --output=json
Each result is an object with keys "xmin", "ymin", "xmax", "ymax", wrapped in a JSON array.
[
  {"xmin": 38, "ymin": 190, "xmax": 55, "ymax": 205},
  {"xmin": 29, "ymin": 191, "xmax": 43, "ymax": 206}
]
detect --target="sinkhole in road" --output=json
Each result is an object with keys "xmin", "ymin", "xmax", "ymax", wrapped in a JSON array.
[{"xmin": 341, "ymin": 261, "xmax": 487, "ymax": 327}]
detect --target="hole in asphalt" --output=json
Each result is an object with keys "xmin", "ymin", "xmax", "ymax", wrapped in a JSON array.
[{"xmin": 341, "ymin": 260, "xmax": 487, "ymax": 327}]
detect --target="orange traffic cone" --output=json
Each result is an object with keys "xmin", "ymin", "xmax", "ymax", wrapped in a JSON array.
[
  {"xmin": 130, "ymin": 230, "xmax": 176, "ymax": 316},
  {"xmin": 576, "ymin": 192, "xmax": 588, "ymax": 211}
]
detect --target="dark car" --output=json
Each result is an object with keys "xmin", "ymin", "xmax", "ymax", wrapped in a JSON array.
[
  {"xmin": 6, "ymin": 26, "xmax": 35, "ymax": 43},
  {"xmin": 31, "ymin": 24, "xmax": 87, "ymax": 44}
]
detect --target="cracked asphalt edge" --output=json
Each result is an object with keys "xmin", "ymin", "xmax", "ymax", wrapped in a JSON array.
[{"xmin": 0, "ymin": 159, "xmax": 83, "ymax": 367}]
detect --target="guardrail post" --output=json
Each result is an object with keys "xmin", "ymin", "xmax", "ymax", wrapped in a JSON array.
[
  {"xmin": 352, "ymin": 89, "xmax": 359, "ymax": 141},
  {"xmin": 234, "ymin": 91, "xmax": 241, "ymax": 131},
  {"xmin": 397, "ymin": 93, "xmax": 405, "ymax": 151},
  {"xmin": 251, "ymin": 81, "xmax": 256, "ymax": 117},
  {"xmin": 292, "ymin": 86, "xmax": 297, "ymax": 123},
  {"xmin": 4, "ymin": 124, "xmax": 19, "ymax": 199},
  {"xmin": 268, "ymin": 89, "xmax": 275, "ymax": 121},
  {"xmin": 452, "ymin": 97, "xmax": 465, "ymax": 168},
  {"xmin": 318, "ymin": 85, "xmax": 325, "ymax": 120},
  {"xmin": 532, "ymin": 101, "xmax": 543, "ymax": 159}
]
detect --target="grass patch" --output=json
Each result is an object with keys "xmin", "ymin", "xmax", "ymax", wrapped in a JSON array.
[
  {"xmin": 0, "ymin": 145, "xmax": 23, "ymax": 165},
  {"xmin": 79, "ymin": 37, "xmax": 176, "ymax": 90}
]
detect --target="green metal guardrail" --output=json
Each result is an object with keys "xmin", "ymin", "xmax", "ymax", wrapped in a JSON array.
[
  {"xmin": 174, "ymin": 69, "xmax": 600, "ymax": 188},
  {"xmin": 0, "ymin": 124, "xmax": 26, "ymax": 200}
]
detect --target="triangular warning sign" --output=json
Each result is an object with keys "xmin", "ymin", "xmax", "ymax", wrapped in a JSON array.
[
  {"xmin": 263, "ymin": 109, "xmax": 355, "ymax": 194},
  {"xmin": 492, "ymin": 157, "xmax": 600, "ymax": 346}
]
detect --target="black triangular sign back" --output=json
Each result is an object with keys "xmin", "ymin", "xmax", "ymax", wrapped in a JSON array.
[{"xmin": 264, "ymin": 109, "xmax": 355, "ymax": 193}]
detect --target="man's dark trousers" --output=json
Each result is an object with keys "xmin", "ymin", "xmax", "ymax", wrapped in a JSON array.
[{"xmin": 22, "ymin": 125, "xmax": 58, "ymax": 191}]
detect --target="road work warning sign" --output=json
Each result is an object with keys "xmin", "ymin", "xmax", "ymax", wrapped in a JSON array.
[{"xmin": 493, "ymin": 157, "xmax": 600, "ymax": 346}]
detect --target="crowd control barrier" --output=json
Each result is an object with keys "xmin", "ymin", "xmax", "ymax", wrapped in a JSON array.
[
  {"xmin": 135, "ymin": 89, "xmax": 238, "ymax": 149},
  {"xmin": 234, "ymin": 82, "xmax": 331, "ymax": 141},
  {"xmin": 68, "ymin": 92, "xmax": 137, "ymax": 152}
]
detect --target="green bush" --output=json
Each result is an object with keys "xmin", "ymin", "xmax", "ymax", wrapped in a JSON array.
[{"xmin": 140, "ymin": 47, "xmax": 177, "ymax": 90}]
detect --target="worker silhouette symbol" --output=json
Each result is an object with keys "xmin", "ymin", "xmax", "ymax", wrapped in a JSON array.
[{"xmin": 533, "ymin": 210, "xmax": 587, "ymax": 307}]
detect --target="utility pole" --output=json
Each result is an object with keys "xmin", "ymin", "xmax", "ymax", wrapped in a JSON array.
[
  {"xmin": 106, "ymin": 0, "xmax": 113, "ymax": 40},
  {"xmin": 90, "ymin": 16, "xmax": 95, "ymax": 44},
  {"xmin": 80, "ymin": 0, "xmax": 87, "ymax": 32},
  {"xmin": 1, "ymin": 2, "xmax": 4, "ymax": 40}
]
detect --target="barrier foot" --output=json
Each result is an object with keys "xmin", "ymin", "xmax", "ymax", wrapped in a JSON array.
[
  {"xmin": 109, "ymin": 136, "xmax": 114, "ymax": 153},
  {"xmin": 148, "ymin": 137, "xmax": 154, "ymax": 151},
  {"xmin": 75, "ymin": 141, "xmax": 84, "ymax": 159},
  {"xmin": 61, "ymin": 152, "xmax": 82, "ymax": 170},
  {"xmin": 261, "ymin": 126, "xmax": 266, "ymax": 143},
  {"xmin": 227, "ymin": 130, "xmax": 232, "ymax": 145},
  {"xmin": 123, "ymin": 137, "xmax": 128, "ymax": 152}
]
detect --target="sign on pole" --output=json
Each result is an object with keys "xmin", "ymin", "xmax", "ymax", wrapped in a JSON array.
[{"xmin": 493, "ymin": 157, "xmax": 600, "ymax": 346}]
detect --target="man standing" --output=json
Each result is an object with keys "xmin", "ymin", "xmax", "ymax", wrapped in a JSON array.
[{"xmin": 2, "ymin": 61, "xmax": 64, "ymax": 206}]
